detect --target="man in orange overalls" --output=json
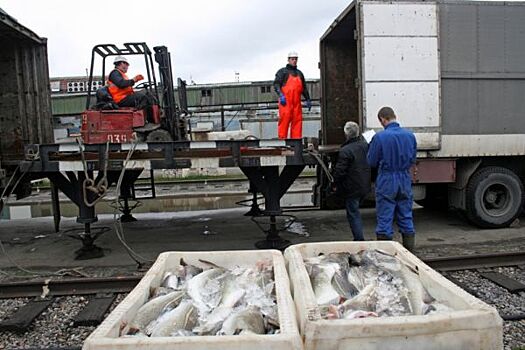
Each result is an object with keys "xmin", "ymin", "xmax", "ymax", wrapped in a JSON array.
[{"xmin": 273, "ymin": 51, "xmax": 311, "ymax": 139}]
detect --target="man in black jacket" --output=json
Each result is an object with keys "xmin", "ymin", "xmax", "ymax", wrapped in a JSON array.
[{"xmin": 332, "ymin": 121, "xmax": 371, "ymax": 241}]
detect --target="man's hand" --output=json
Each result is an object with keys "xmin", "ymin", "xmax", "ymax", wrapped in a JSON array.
[
  {"xmin": 133, "ymin": 74, "xmax": 144, "ymax": 83},
  {"xmin": 279, "ymin": 93, "xmax": 286, "ymax": 106},
  {"xmin": 306, "ymin": 99, "xmax": 312, "ymax": 111}
]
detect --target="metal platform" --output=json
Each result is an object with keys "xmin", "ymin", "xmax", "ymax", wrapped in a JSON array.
[{"xmin": 16, "ymin": 139, "xmax": 318, "ymax": 257}]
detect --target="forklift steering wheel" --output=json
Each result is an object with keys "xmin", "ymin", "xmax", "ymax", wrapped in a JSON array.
[{"xmin": 134, "ymin": 81, "xmax": 155, "ymax": 90}]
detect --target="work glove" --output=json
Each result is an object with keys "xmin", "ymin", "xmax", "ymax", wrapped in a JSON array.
[
  {"xmin": 306, "ymin": 99, "xmax": 312, "ymax": 111},
  {"xmin": 279, "ymin": 93, "xmax": 286, "ymax": 106},
  {"xmin": 133, "ymin": 74, "xmax": 144, "ymax": 82}
]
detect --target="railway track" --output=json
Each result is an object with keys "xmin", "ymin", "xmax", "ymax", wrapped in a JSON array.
[
  {"xmin": 0, "ymin": 251, "xmax": 524, "ymax": 349},
  {"xmin": 423, "ymin": 251, "xmax": 525, "ymax": 271}
]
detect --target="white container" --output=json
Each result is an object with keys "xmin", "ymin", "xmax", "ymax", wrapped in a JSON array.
[
  {"xmin": 83, "ymin": 250, "xmax": 302, "ymax": 350},
  {"xmin": 284, "ymin": 241, "xmax": 503, "ymax": 350}
]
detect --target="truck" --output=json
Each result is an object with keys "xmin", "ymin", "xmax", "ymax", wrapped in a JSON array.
[
  {"xmin": 0, "ymin": 8, "xmax": 53, "ymax": 202},
  {"xmin": 314, "ymin": 0, "xmax": 525, "ymax": 228}
]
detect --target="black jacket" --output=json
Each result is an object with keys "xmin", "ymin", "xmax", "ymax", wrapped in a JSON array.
[
  {"xmin": 273, "ymin": 64, "xmax": 310, "ymax": 100},
  {"xmin": 108, "ymin": 69, "xmax": 135, "ymax": 88},
  {"xmin": 333, "ymin": 136, "xmax": 371, "ymax": 199}
]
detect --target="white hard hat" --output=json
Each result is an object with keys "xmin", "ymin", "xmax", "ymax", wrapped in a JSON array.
[
  {"xmin": 288, "ymin": 51, "xmax": 299, "ymax": 58},
  {"xmin": 113, "ymin": 56, "xmax": 129, "ymax": 65}
]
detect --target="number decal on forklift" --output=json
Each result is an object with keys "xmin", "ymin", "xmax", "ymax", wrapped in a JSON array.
[{"xmin": 107, "ymin": 134, "xmax": 127, "ymax": 143}]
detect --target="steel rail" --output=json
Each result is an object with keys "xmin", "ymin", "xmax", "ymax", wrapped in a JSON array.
[
  {"xmin": 0, "ymin": 276, "xmax": 142, "ymax": 299},
  {"xmin": 1, "ymin": 252, "xmax": 524, "ymax": 299},
  {"xmin": 422, "ymin": 251, "xmax": 525, "ymax": 271}
]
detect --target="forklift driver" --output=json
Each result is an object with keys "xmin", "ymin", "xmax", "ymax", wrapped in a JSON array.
[{"xmin": 107, "ymin": 56, "xmax": 157, "ymax": 121}]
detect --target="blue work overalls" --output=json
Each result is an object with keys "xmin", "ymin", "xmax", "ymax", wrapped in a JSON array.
[{"xmin": 367, "ymin": 122, "xmax": 417, "ymax": 238}]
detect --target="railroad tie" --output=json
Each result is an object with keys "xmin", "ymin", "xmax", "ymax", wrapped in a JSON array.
[
  {"xmin": 0, "ymin": 298, "xmax": 52, "ymax": 333},
  {"xmin": 441, "ymin": 273, "xmax": 482, "ymax": 298},
  {"xmin": 73, "ymin": 293, "xmax": 116, "ymax": 327},
  {"xmin": 479, "ymin": 272, "xmax": 525, "ymax": 294}
]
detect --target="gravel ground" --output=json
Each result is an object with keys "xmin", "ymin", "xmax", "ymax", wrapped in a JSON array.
[
  {"xmin": 0, "ymin": 293, "xmax": 127, "ymax": 349},
  {"xmin": 1, "ymin": 239, "xmax": 524, "ymax": 349},
  {"xmin": 449, "ymin": 267, "xmax": 525, "ymax": 350}
]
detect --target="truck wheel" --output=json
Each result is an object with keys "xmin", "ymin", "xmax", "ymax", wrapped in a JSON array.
[
  {"xmin": 146, "ymin": 129, "xmax": 172, "ymax": 142},
  {"xmin": 465, "ymin": 166, "xmax": 524, "ymax": 228}
]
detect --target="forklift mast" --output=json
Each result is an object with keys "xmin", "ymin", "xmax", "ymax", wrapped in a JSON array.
[{"xmin": 154, "ymin": 46, "xmax": 187, "ymax": 141}]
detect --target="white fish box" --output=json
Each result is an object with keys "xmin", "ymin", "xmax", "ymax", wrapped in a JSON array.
[
  {"xmin": 284, "ymin": 241, "xmax": 503, "ymax": 350},
  {"xmin": 83, "ymin": 250, "xmax": 302, "ymax": 350}
]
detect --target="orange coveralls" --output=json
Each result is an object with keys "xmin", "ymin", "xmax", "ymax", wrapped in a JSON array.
[{"xmin": 278, "ymin": 75, "xmax": 304, "ymax": 139}]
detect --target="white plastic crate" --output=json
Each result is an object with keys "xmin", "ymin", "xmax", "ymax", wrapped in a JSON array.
[
  {"xmin": 83, "ymin": 250, "xmax": 302, "ymax": 350},
  {"xmin": 284, "ymin": 241, "xmax": 503, "ymax": 350}
]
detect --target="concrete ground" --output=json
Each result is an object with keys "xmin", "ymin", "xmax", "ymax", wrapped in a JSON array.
[{"xmin": 0, "ymin": 205, "xmax": 524, "ymax": 270}]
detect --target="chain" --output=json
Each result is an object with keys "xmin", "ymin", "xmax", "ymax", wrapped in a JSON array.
[{"xmin": 77, "ymin": 138, "xmax": 109, "ymax": 207}]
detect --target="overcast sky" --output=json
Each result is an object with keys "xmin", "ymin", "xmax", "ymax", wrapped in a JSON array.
[{"xmin": 1, "ymin": 0, "xmax": 351, "ymax": 84}]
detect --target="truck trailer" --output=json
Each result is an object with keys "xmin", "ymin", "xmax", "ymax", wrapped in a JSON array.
[
  {"xmin": 315, "ymin": 0, "xmax": 525, "ymax": 228},
  {"xmin": 0, "ymin": 9, "xmax": 53, "ymax": 200}
]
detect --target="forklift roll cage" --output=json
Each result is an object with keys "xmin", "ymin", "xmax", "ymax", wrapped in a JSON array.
[{"xmin": 85, "ymin": 42, "xmax": 159, "ymax": 110}]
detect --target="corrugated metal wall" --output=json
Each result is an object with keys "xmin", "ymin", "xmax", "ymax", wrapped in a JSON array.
[
  {"xmin": 51, "ymin": 80, "xmax": 321, "ymax": 116},
  {"xmin": 440, "ymin": 1, "xmax": 525, "ymax": 135}
]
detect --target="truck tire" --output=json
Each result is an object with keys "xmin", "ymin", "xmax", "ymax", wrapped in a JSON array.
[
  {"xmin": 465, "ymin": 166, "xmax": 524, "ymax": 228},
  {"xmin": 146, "ymin": 129, "xmax": 172, "ymax": 142}
]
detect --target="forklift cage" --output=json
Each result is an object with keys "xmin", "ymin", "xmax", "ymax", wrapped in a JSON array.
[{"xmin": 85, "ymin": 42, "xmax": 159, "ymax": 110}]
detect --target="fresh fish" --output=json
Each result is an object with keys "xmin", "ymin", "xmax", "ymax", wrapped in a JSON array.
[
  {"xmin": 193, "ymin": 273, "xmax": 245, "ymax": 335},
  {"xmin": 180, "ymin": 258, "xmax": 203, "ymax": 278},
  {"xmin": 186, "ymin": 268, "xmax": 225, "ymax": 314},
  {"xmin": 347, "ymin": 266, "xmax": 367, "ymax": 291},
  {"xmin": 149, "ymin": 300, "xmax": 198, "ymax": 337},
  {"xmin": 307, "ymin": 249, "xmax": 454, "ymax": 320},
  {"xmin": 219, "ymin": 306, "xmax": 265, "ymax": 335},
  {"xmin": 309, "ymin": 262, "xmax": 341, "ymax": 305},
  {"xmin": 423, "ymin": 302, "xmax": 452, "ymax": 315},
  {"xmin": 326, "ymin": 252, "xmax": 352, "ymax": 270},
  {"xmin": 343, "ymin": 310, "xmax": 379, "ymax": 319},
  {"xmin": 172, "ymin": 329, "xmax": 196, "ymax": 337},
  {"xmin": 338, "ymin": 283, "xmax": 376, "ymax": 316},
  {"xmin": 150, "ymin": 286, "xmax": 173, "ymax": 298},
  {"xmin": 162, "ymin": 272, "xmax": 181, "ymax": 290},
  {"xmin": 128, "ymin": 290, "xmax": 185, "ymax": 334},
  {"xmin": 332, "ymin": 269, "xmax": 359, "ymax": 300},
  {"xmin": 399, "ymin": 264, "xmax": 435, "ymax": 315}
]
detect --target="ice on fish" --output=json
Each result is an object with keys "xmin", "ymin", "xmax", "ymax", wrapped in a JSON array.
[
  {"xmin": 123, "ymin": 258, "xmax": 279, "ymax": 338},
  {"xmin": 305, "ymin": 249, "xmax": 452, "ymax": 320}
]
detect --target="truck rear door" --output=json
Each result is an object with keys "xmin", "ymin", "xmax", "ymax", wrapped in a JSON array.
[{"xmin": 359, "ymin": 1, "xmax": 440, "ymax": 150}]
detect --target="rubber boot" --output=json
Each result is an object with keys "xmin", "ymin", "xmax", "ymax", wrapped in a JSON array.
[
  {"xmin": 402, "ymin": 234, "xmax": 415, "ymax": 252},
  {"xmin": 376, "ymin": 234, "xmax": 391, "ymax": 241}
]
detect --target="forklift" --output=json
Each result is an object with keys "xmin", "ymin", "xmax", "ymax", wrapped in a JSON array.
[{"xmin": 81, "ymin": 42, "xmax": 188, "ymax": 143}]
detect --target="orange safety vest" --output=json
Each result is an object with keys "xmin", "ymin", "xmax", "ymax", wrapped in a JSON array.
[{"xmin": 107, "ymin": 69, "xmax": 134, "ymax": 103}]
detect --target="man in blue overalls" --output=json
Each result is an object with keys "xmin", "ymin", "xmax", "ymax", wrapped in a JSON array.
[{"xmin": 367, "ymin": 107, "xmax": 417, "ymax": 251}]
